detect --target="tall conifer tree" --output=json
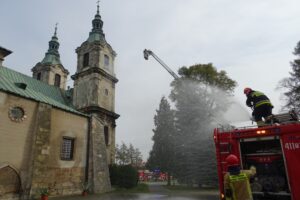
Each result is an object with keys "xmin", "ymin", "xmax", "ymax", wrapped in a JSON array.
[
  {"xmin": 146, "ymin": 97, "xmax": 176, "ymax": 185},
  {"xmin": 279, "ymin": 41, "xmax": 300, "ymax": 114},
  {"xmin": 170, "ymin": 63, "xmax": 236, "ymax": 186}
]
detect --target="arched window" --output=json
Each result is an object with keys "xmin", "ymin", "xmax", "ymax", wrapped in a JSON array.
[
  {"xmin": 104, "ymin": 55, "xmax": 109, "ymax": 66},
  {"xmin": 0, "ymin": 165, "xmax": 21, "ymax": 195},
  {"xmin": 54, "ymin": 74, "xmax": 61, "ymax": 87},
  {"xmin": 83, "ymin": 53, "xmax": 89, "ymax": 67}
]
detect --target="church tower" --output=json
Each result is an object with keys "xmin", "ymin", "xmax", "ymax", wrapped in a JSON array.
[
  {"xmin": 72, "ymin": 3, "xmax": 119, "ymax": 164},
  {"xmin": 32, "ymin": 25, "xmax": 69, "ymax": 90}
]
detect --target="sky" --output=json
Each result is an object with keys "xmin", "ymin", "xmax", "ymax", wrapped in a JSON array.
[{"xmin": 1, "ymin": 0, "xmax": 300, "ymax": 159}]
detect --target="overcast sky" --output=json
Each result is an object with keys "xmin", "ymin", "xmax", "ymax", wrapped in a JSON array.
[{"xmin": 1, "ymin": 0, "xmax": 300, "ymax": 159}]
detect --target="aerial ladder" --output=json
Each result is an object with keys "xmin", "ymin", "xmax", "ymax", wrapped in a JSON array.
[{"xmin": 143, "ymin": 49, "xmax": 179, "ymax": 79}]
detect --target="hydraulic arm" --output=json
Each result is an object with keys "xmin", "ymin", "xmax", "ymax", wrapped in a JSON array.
[{"xmin": 143, "ymin": 49, "xmax": 179, "ymax": 79}]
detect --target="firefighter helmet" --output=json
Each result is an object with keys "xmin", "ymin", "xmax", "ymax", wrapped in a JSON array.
[
  {"xmin": 225, "ymin": 154, "xmax": 239, "ymax": 166},
  {"xmin": 244, "ymin": 87, "xmax": 252, "ymax": 95}
]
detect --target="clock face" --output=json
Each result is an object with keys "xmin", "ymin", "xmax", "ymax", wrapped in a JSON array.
[{"xmin": 9, "ymin": 106, "xmax": 27, "ymax": 122}]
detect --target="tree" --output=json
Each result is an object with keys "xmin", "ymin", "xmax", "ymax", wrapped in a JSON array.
[
  {"xmin": 146, "ymin": 97, "xmax": 176, "ymax": 185},
  {"xmin": 178, "ymin": 64, "xmax": 236, "ymax": 93},
  {"xmin": 170, "ymin": 63, "xmax": 237, "ymax": 186},
  {"xmin": 129, "ymin": 144, "xmax": 143, "ymax": 168},
  {"xmin": 115, "ymin": 142, "xmax": 143, "ymax": 167},
  {"xmin": 115, "ymin": 142, "xmax": 129, "ymax": 165},
  {"xmin": 278, "ymin": 41, "xmax": 300, "ymax": 114}
]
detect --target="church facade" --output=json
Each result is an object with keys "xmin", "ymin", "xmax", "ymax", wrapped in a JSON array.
[{"xmin": 0, "ymin": 4, "xmax": 119, "ymax": 200}]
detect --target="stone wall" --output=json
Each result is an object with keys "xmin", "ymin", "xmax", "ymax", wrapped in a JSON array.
[
  {"xmin": 29, "ymin": 105, "xmax": 88, "ymax": 198},
  {"xmin": 0, "ymin": 92, "xmax": 38, "ymax": 199},
  {"xmin": 89, "ymin": 115, "xmax": 111, "ymax": 193},
  {"xmin": 29, "ymin": 103, "xmax": 52, "ymax": 197},
  {"xmin": 0, "ymin": 92, "xmax": 38, "ymax": 170},
  {"xmin": 0, "ymin": 91, "xmax": 113, "ymax": 199}
]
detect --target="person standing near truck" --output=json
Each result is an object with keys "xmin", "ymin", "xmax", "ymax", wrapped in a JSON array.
[
  {"xmin": 224, "ymin": 154, "xmax": 256, "ymax": 200},
  {"xmin": 244, "ymin": 87, "xmax": 274, "ymax": 127}
]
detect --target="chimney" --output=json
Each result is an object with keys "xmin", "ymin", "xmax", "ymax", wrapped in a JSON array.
[{"xmin": 0, "ymin": 46, "xmax": 12, "ymax": 67}]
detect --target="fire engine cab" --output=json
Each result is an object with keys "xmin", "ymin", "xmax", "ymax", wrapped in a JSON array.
[{"xmin": 214, "ymin": 111, "xmax": 300, "ymax": 200}]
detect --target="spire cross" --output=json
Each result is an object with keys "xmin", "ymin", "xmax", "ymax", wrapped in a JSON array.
[
  {"xmin": 97, "ymin": 0, "xmax": 100, "ymax": 14},
  {"xmin": 54, "ymin": 23, "xmax": 58, "ymax": 36}
]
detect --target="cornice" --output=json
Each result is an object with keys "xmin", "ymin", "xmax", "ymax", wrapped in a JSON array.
[
  {"xmin": 71, "ymin": 67, "xmax": 118, "ymax": 83},
  {"xmin": 31, "ymin": 63, "xmax": 69, "ymax": 75},
  {"xmin": 79, "ymin": 106, "xmax": 120, "ymax": 120}
]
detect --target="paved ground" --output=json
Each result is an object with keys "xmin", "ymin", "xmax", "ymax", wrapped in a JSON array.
[{"xmin": 52, "ymin": 182, "xmax": 219, "ymax": 200}]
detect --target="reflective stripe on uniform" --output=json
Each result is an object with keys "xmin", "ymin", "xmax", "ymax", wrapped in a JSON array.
[
  {"xmin": 229, "ymin": 173, "xmax": 252, "ymax": 200},
  {"xmin": 250, "ymin": 91, "xmax": 273, "ymax": 108},
  {"xmin": 255, "ymin": 100, "xmax": 272, "ymax": 108},
  {"xmin": 251, "ymin": 91, "xmax": 264, "ymax": 97}
]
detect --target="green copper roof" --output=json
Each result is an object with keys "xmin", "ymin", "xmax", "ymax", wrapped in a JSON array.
[
  {"xmin": 41, "ymin": 53, "xmax": 62, "ymax": 65},
  {"xmin": 41, "ymin": 24, "xmax": 62, "ymax": 65},
  {"xmin": 88, "ymin": 33, "xmax": 105, "ymax": 43},
  {"xmin": 0, "ymin": 66, "xmax": 86, "ymax": 116},
  {"xmin": 87, "ymin": 3, "xmax": 106, "ymax": 43}
]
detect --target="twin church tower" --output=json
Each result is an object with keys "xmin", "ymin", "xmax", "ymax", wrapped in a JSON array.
[
  {"xmin": 0, "ymin": 3, "xmax": 119, "ymax": 198},
  {"xmin": 32, "ymin": 3, "xmax": 119, "ymax": 129}
]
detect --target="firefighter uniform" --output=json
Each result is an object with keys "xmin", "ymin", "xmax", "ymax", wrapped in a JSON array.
[
  {"xmin": 245, "ymin": 90, "xmax": 273, "ymax": 126},
  {"xmin": 224, "ymin": 169, "xmax": 256, "ymax": 200}
]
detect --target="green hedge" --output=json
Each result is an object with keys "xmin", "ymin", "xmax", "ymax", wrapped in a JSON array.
[{"xmin": 109, "ymin": 164, "xmax": 139, "ymax": 189}]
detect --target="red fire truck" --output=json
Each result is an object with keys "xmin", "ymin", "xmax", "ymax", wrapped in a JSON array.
[{"xmin": 214, "ymin": 111, "xmax": 300, "ymax": 200}]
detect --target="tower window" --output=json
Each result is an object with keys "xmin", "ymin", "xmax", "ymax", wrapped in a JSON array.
[
  {"xmin": 37, "ymin": 72, "xmax": 41, "ymax": 80},
  {"xmin": 83, "ymin": 53, "xmax": 89, "ymax": 67},
  {"xmin": 104, "ymin": 55, "xmax": 109, "ymax": 66},
  {"xmin": 104, "ymin": 126, "xmax": 109, "ymax": 146},
  {"xmin": 60, "ymin": 137, "xmax": 75, "ymax": 160},
  {"xmin": 54, "ymin": 74, "xmax": 61, "ymax": 87}
]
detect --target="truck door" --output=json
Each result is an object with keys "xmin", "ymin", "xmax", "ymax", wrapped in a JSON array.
[
  {"xmin": 282, "ymin": 134, "xmax": 300, "ymax": 200},
  {"xmin": 240, "ymin": 137, "xmax": 290, "ymax": 198}
]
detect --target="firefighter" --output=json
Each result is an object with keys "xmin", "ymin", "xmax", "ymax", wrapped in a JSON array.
[
  {"xmin": 224, "ymin": 154, "xmax": 256, "ymax": 200},
  {"xmin": 244, "ymin": 87, "xmax": 274, "ymax": 127}
]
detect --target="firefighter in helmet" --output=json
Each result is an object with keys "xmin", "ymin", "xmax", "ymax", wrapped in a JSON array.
[
  {"xmin": 244, "ymin": 87, "xmax": 274, "ymax": 127},
  {"xmin": 224, "ymin": 154, "xmax": 256, "ymax": 200}
]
